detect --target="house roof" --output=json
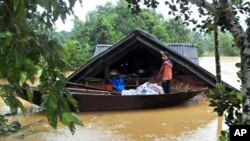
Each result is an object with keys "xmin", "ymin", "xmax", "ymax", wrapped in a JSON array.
[
  {"xmin": 93, "ymin": 44, "xmax": 112, "ymax": 57},
  {"xmin": 67, "ymin": 28, "xmax": 236, "ymax": 90},
  {"xmin": 93, "ymin": 43, "xmax": 199, "ymax": 64}
]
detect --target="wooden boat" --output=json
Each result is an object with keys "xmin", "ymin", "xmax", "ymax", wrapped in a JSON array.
[
  {"xmin": 71, "ymin": 88, "xmax": 207, "ymax": 111},
  {"xmin": 18, "ymin": 82, "xmax": 208, "ymax": 111}
]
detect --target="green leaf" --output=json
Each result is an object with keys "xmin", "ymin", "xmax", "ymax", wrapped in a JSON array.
[
  {"xmin": 236, "ymin": 93, "xmax": 243, "ymax": 101},
  {"xmin": 48, "ymin": 114, "xmax": 58, "ymax": 128},
  {"xmin": 0, "ymin": 31, "xmax": 12, "ymax": 38},
  {"xmin": 41, "ymin": 94, "xmax": 58, "ymax": 115},
  {"xmin": 233, "ymin": 0, "xmax": 243, "ymax": 5},
  {"xmin": 235, "ymin": 63, "xmax": 241, "ymax": 68},
  {"xmin": 41, "ymin": 94, "xmax": 58, "ymax": 128},
  {"xmin": 236, "ymin": 71, "xmax": 243, "ymax": 79},
  {"xmin": 67, "ymin": 95, "xmax": 78, "ymax": 106},
  {"xmin": 207, "ymin": 23, "xmax": 216, "ymax": 30},
  {"xmin": 19, "ymin": 72, "xmax": 27, "ymax": 85},
  {"xmin": 61, "ymin": 112, "xmax": 83, "ymax": 126},
  {"xmin": 14, "ymin": 49, "xmax": 21, "ymax": 67},
  {"xmin": 48, "ymin": 95, "xmax": 58, "ymax": 111},
  {"xmin": 220, "ymin": 134, "xmax": 227, "ymax": 141},
  {"xmin": 13, "ymin": 0, "xmax": 21, "ymax": 12},
  {"xmin": 15, "ymin": 0, "xmax": 25, "ymax": 19}
]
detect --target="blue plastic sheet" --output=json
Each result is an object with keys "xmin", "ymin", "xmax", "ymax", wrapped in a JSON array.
[{"xmin": 110, "ymin": 76, "xmax": 124, "ymax": 91}]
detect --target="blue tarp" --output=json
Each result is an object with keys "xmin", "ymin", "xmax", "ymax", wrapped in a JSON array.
[{"xmin": 110, "ymin": 76, "xmax": 124, "ymax": 91}]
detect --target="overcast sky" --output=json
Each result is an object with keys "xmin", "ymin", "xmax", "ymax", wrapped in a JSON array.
[
  {"xmin": 55, "ymin": 0, "xmax": 170, "ymax": 31},
  {"xmin": 55, "ymin": 0, "xmax": 117, "ymax": 31},
  {"xmin": 55, "ymin": 0, "xmax": 248, "ymax": 32}
]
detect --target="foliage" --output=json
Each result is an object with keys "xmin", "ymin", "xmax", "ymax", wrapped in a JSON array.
[
  {"xmin": 0, "ymin": 0, "xmax": 82, "ymax": 135},
  {"xmin": 51, "ymin": 30, "xmax": 72, "ymax": 44},
  {"xmin": 64, "ymin": 39, "xmax": 92, "ymax": 70},
  {"xmin": 71, "ymin": 0, "xmax": 175, "ymax": 47},
  {"xmin": 127, "ymin": 0, "xmax": 250, "ymax": 33},
  {"xmin": 164, "ymin": 18, "xmax": 191, "ymax": 43},
  {"xmin": 126, "ymin": 0, "xmax": 250, "ymax": 140},
  {"xmin": 0, "ymin": 115, "xmax": 21, "ymax": 136},
  {"xmin": 209, "ymin": 84, "xmax": 243, "ymax": 124},
  {"xmin": 208, "ymin": 83, "xmax": 243, "ymax": 141},
  {"xmin": 199, "ymin": 32, "xmax": 240, "ymax": 56},
  {"xmin": 219, "ymin": 130, "xmax": 229, "ymax": 141},
  {"xmin": 67, "ymin": 0, "xmax": 198, "ymax": 69},
  {"xmin": 219, "ymin": 33, "xmax": 240, "ymax": 56}
]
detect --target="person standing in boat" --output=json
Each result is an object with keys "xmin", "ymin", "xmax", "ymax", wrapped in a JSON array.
[{"xmin": 157, "ymin": 51, "xmax": 173, "ymax": 93}]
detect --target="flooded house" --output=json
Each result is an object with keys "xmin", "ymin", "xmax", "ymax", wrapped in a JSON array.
[
  {"xmin": 67, "ymin": 28, "xmax": 217, "ymax": 91},
  {"xmin": 18, "ymin": 29, "xmax": 237, "ymax": 111}
]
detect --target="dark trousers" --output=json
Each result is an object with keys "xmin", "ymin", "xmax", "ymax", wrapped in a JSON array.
[{"xmin": 162, "ymin": 80, "xmax": 171, "ymax": 94}]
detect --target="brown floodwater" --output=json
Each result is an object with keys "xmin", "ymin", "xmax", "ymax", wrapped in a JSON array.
[
  {"xmin": 199, "ymin": 56, "xmax": 241, "ymax": 89},
  {"xmin": 0, "ymin": 99, "xmax": 217, "ymax": 141},
  {"xmin": 0, "ymin": 57, "xmax": 240, "ymax": 141}
]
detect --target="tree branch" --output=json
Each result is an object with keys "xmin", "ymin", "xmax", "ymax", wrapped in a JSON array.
[
  {"xmin": 187, "ymin": 0, "xmax": 247, "ymax": 49},
  {"xmin": 187, "ymin": 0, "xmax": 217, "ymax": 14}
]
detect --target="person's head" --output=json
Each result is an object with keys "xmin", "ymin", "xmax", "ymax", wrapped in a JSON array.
[{"xmin": 160, "ymin": 51, "xmax": 169, "ymax": 61}]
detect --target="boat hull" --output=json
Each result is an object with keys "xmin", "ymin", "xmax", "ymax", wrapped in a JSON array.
[
  {"xmin": 74, "ymin": 90, "xmax": 203, "ymax": 111},
  {"xmin": 18, "ymin": 88, "xmax": 206, "ymax": 111}
]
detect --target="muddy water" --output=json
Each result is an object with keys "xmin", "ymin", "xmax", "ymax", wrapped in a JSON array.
[
  {"xmin": 0, "ymin": 57, "xmax": 240, "ymax": 141},
  {"xmin": 199, "ymin": 56, "xmax": 241, "ymax": 89},
  {"xmin": 0, "ymin": 100, "xmax": 216, "ymax": 141}
]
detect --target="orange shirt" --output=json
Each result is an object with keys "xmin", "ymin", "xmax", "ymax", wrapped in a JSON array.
[
  {"xmin": 162, "ymin": 63, "xmax": 172, "ymax": 80},
  {"xmin": 161, "ymin": 60, "xmax": 172, "ymax": 80}
]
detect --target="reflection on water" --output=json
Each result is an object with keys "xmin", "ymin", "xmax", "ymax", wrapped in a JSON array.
[{"xmin": 0, "ymin": 57, "xmax": 240, "ymax": 141}]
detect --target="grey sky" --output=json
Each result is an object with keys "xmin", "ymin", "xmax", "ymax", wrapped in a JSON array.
[{"xmin": 55, "ymin": 0, "xmax": 248, "ymax": 32}]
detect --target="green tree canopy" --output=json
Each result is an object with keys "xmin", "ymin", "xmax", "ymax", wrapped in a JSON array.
[
  {"xmin": 196, "ymin": 32, "xmax": 240, "ymax": 56},
  {"xmin": 67, "ymin": 0, "xmax": 194, "ymax": 69},
  {"xmin": 71, "ymin": 0, "xmax": 191, "ymax": 46},
  {"xmin": 0, "ymin": 0, "xmax": 83, "ymax": 135}
]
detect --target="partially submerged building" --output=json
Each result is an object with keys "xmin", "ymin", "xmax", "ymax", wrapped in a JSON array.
[{"xmin": 67, "ymin": 29, "xmax": 231, "ymax": 90}]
